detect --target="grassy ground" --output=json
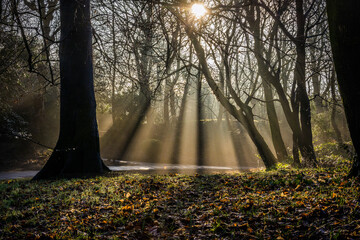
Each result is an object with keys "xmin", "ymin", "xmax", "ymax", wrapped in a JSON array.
[{"xmin": 1, "ymin": 163, "xmax": 359, "ymax": 239}]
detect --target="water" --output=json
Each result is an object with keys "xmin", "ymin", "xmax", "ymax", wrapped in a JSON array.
[{"xmin": 0, "ymin": 160, "xmax": 263, "ymax": 180}]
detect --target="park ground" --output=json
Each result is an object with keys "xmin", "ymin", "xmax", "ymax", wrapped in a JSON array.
[{"xmin": 1, "ymin": 155, "xmax": 360, "ymax": 239}]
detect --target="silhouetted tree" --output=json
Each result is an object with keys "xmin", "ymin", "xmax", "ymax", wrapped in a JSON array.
[
  {"xmin": 33, "ymin": 0, "xmax": 109, "ymax": 179},
  {"xmin": 326, "ymin": 0, "xmax": 360, "ymax": 177}
]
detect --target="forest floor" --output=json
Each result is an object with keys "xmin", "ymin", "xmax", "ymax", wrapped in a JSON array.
[{"xmin": 1, "ymin": 163, "xmax": 360, "ymax": 239}]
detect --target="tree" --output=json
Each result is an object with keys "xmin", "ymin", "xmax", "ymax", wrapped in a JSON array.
[
  {"xmin": 33, "ymin": 0, "xmax": 109, "ymax": 179},
  {"xmin": 168, "ymin": 8, "xmax": 277, "ymax": 169},
  {"xmin": 247, "ymin": 0, "xmax": 318, "ymax": 167},
  {"xmin": 188, "ymin": 28, "xmax": 277, "ymax": 169},
  {"xmin": 242, "ymin": 4, "xmax": 290, "ymax": 163},
  {"xmin": 326, "ymin": 0, "xmax": 360, "ymax": 177}
]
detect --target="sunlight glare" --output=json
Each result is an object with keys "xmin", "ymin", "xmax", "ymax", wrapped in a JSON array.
[{"xmin": 191, "ymin": 3, "xmax": 207, "ymax": 19}]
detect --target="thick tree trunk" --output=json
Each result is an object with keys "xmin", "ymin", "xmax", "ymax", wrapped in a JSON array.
[
  {"xmin": 326, "ymin": 0, "xmax": 360, "ymax": 177},
  {"xmin": 33, "ymin": 0, "xmax": 109, "ymax": 179}
]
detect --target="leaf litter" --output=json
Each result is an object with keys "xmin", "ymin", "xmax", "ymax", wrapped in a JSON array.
[{"xmin": 0, "ymin": 167, "xmax": 359, "ymax": 239}]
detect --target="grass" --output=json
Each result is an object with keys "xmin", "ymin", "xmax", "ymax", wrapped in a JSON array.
[{"xmin": 0, "ymin": 165, "xmax": 359, "ymax": 239}]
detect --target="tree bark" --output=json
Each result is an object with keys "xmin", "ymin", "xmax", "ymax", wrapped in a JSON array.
[
  {"xmin": 33, "ymin": 0, "xmax": 109, "ymax": 179},
  {"xmin": 326, "ymin": 0, "xmax": 360, "ymax": 177}
]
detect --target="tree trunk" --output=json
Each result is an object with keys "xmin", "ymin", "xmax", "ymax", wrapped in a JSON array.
[
  {"xmin": 292, "ymin": 134, "xmax": 301, "ymax": 167},
  {"xmin": 263, "ymin": 81, "xmax": 288, "ymax": 162},
  {"xmin": 310, "ymin": 43, "xmax": 324, "ymax": 114},
  {"xmin": 197, "ymin": 64, "xmax": 204, "ymax": 167},
  {"xmin": 326, "ymin": 0, "xmax": 360, "ymax": 177},
  {"xmin": 163, "ymin": 77, "xmax": 170, "ymax": 124},
  {"xmin": 330, "ymin": 70, "xmax": 343, "ymax": 144},
  {"xmin": 311, "ymin": 63, "xmax": 323, "ymax": 113},
  {"xmin": 170, "ymin": 59, "xmax": 181, "ymax": 123},
  {"xmin": 111, "ymin": 1, "xmax": 117, "ymax": 124},
  {"xmin": 171, "ymin": 74, "xmax": 190, "ymax": 164},
  {"xmin": 33, "ymin": 0, "xmax": 109, "ymax": 180},
  {"xmin": 294, "ymin": 44, "xmax": 317, "ymax": 167},
  {"xmin": 217, "ymin": 66, "xmax": 225, "ymax": 125},
  {"xmin": 294, "ymin": 0, "xmax": 317, "ymax": 167}
]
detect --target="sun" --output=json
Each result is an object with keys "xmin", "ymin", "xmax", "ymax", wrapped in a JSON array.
[{"xmin": 191, "ymin": 3, "xmax": 207, "ymax": 19}]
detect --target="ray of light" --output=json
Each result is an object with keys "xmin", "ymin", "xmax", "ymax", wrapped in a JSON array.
[{"xmin": 123, "ymin": 106, "xmax": 161, "ymax": 163}]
